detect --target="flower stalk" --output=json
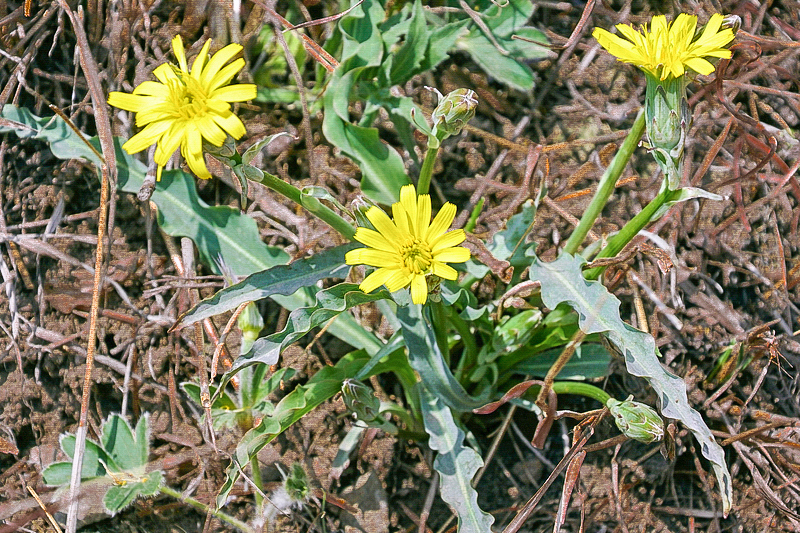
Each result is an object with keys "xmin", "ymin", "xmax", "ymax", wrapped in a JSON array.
[{"xmin": 563, "ymin": 110, "xmax": 646, "ymax": 256}]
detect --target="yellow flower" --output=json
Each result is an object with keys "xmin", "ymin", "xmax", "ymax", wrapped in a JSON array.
[
  {"xmin": 108, "ymin": 36, "xmax": 257, "ymax": 180},
  {"xmin": 593, "ymin": 13, "xmax": 735, "ymax": 80},
  {"xmin": 345, "ymin": 184, "xmax": 471, "ymax": 305}
]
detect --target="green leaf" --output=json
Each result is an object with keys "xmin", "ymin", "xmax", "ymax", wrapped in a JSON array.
[
  {"xmin": 530, "ymin": 253, "xmax": 732, "ymax": 515},
  {"xmin": 397, "ymin": 304, "xmax": 490, "ymax": 411},
  {"xmin": 218, "ymin": 283, "xmax": 394, "ymax": 388},
  {"xmin": 154, "ymin": 170, "xmax": 288, "ymax": 276},
  {"xmin": 55, "ymin": 434, "xmax": 115, "ymax": 480},
  {"xmin": 419, "ymin": 385, "xmax": 495, "ymax": 533},
  {"xmin": 102, "ymin": 414, "xmax": 141, "ymax": 472},
  {"xmin": 455, "ymin": 0, "xmax": 550, "ymax": 92},
  {"xmin": 179, "ymin": 244, "xmax": 357, "ymax": 326},
  {"xmin": 323, "ymin": 69, "xmax": 411, "ymax": 205},
  {"xmin": 510, "ymin": 343, "xmax": 612, "ymax": 380},
  {"xmin": 103, "ymin": 470, "xmax": 164, "ymax": 516},
  {"xmin": 457, "ymin": 33, "xmax": 536, "ymax": 92},
  {"xmin": 44, "ymin": 414, "xmax": 163, "ymax": 516},
  {"xmin": 217, "ymin": 348, "xmax": 409, "ymax": 508},
  {"xmin": 388, "ymin": 0, "xmax": 428, "ymax": 85},
  {"xmin": 422, "ymin": 19, "xmax": 470, "ymax": 72},
  {"xmin": 338, "ymin": 0, "xmax": 386, "ymax": 69},
  {"xmin": 0, "ymin": 104, "xmax": 100, "ymax": 164},
  {"xmin": 490, "ymin": 199, "xmax": 538, "ymax": 264}
]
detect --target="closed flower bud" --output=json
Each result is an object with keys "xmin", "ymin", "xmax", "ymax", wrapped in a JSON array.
[
  {"xmin": 431, "ymin": 88, "xmax": 478, "ymax": 141},
  {"xmin": 341, "ymin": 378, "xmax": 381, "ymax": 423},
  {"xmin": 237, "ymin": 302, "xmax": 263, "ymax": 355},
  {"xmin": 350, "ymin": 196, "xmax": 380, "ymax": 230},
  {"xmin": 717, "ymin": 15, "xmax": 741, "ymax": 36},
  {"xmin": 606, "ymin": 396, "xmax": 664, "ymax": 443}
]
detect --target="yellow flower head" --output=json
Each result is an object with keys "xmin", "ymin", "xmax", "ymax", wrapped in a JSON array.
[
  {"xmin": 593, "ymin": 13, "xmax": 735, "ymax": 80},
  {"xmin": 108, "ymin": 36, "xmax": 257, "ymax": 180},
  {"xmin": 345, "ymin": 184, "xmax": 471, "ymax": 305}
]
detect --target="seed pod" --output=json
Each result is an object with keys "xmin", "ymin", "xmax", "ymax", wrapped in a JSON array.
[
  {"xmin": 606, "ymin": 396, "xmax": 665, "ymax": 444},
  {"xmin": 341, "ymin": 378, "xmax": 381, "ymax": 423}
]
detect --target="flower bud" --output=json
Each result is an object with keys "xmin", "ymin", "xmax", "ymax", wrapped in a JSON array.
[
  {"xmin": 237, "ymin": 302, "xmax": 263, "ymax": 355},
  {"xmin": 491, "ymin": 309, "xmax": 542, "ymax": 355},
  {"xmin": 431, "ymin": 88, "xmax": 478, "ymax": 141},
  {"xmin": 341, "ymin": 378, "xmax": 381, "ymax": 423},
  {"xmin": 606, "ymin": 396, "xmax": 664, "ymax": 443},
  {"xmin": 644, "ymin": 75, "xmax": 688, "ymax": 189},
  {"xmin": 350, "ymin": 196, "xmax": 380, "ymax": 230}
]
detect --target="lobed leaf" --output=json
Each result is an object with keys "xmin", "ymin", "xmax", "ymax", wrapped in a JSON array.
[
  {"xmin": 419, "ymin": 385, "xmax": 494, "ymax": 533},
  {"xmin": 530, "ymin": 253, "xmax": 732, "ymax": 515},
  {"xmin": 397, "ymin": 304, "xmax": 491, "ymax": 412}
]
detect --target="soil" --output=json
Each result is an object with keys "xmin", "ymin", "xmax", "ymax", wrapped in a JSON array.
[{"xmin": 1, "ymin": 1, "xmax": 800, "ymax": 533}]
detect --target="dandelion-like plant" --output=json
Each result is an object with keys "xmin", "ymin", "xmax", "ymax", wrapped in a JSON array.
[
  {"xmin": 592, "ymin": 13, "xmax": 735, "ymax": 81},
  {"xmin": 108, "ymin": 36, "xmax": 257, "ymax": 180},
  {"xmin": 346, "ymin": 184, "xmax": 470, "ymax": 305}
]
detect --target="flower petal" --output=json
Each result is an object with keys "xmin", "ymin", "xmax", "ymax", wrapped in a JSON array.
[
  {"xmin": 409, "ymin": 274, "xmax": 428, "ymax": 305},
  {"xmin": 183, "ymin": 128, "xmax": 211, "ymax": 178},
  {"xmin": 353, "ymin": 228, "xmax": 396, "ymax": 253},
  {"xmin": 431, "ymin": 262, "xmax": 458, "ymax": 280},
  {"xmin": 426, "ymin": 202, "xmax": 457, "ymax": 241},
  {"xmin": 207, "ymin": 59, "xmax": 247, "ymax": 92},
  {"xmin": 201, "ymin": 43, "xmax": 244, "ymax": 87},
  {"xmin": 366, "ymin": 207, "xmax": 402, "ymax": 243},
  {"xmin": 172, "ymin": 36, "xmax": 189, "ymax": 72},
  {"xmin": 121, "ymin": 120, "xmax": 170, "ymax": 154},
  {"xmin": 360, "ymin": 268, "xmax": 395, "ymax": 293},
  {"xmin": 108, "ymin": 92, "xmax": 152, "ymax": 112},
  {"xmin": 384, "ymin": 270, "xmax": 412, "ymax": 292},
  {"xmin": 196, "ymin": 116, "xmax": 227, "ymax": 146},
  {"xmin": 431, "ymin": 229, "xmax": 466, "ymax": 253},
  {"xmin": 211, "ymin": 83, "xmax": 258, "ymax": 103},
  {"xmin": 190, "ymin": 39, "xmax": 212, "ymax": 79},
  {"xmin": 348, "ymin": 248, "xmax": 399, "ymax": 268},
  {"xmin": 211, "ymin": 111, "xmax": 247, "ymax": 139},
  {"xmin": 432, "ymin": 246, "xmax": 471, "ymax": 264}
]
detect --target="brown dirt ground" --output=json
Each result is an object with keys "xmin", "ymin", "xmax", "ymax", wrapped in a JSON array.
[{"xmin": 1, "ymin": 1, "xmax": 800, "ymax": 532}]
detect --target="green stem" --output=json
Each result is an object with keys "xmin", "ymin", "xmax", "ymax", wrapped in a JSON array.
[
  {"xmin": 464, "ymin": 197, "xmax": 484, "ymax": 233},
  {"xmin": 583, "ymin": 187, "xmax": 676, "ymax": 280},
  {"xmin": 257, "ymin": 171, "xmax": 356, "ymax": 240},
  {"xmin": 428, "ymin": 300, "xmax": 450, "ymax": 365},
  {"xmin": 445, "ymin": 304, "xmax": 478, "ymax": 368},
  {"xmin": 417, "ymin": 145, "xmax": 439, "ymax": 195},
  {"xmin": 562, "ymin": 110, "xmax": 646, "ymax": 256},
  {"xmin": 250, "ymin": 454, "xmax": 264, "ymax": 509},
  {"xmin": 550, "ymin": 381, "xmax": 611, "ymax": 406},
  {"xmin": 160, "ymin": 485, "xmax": 254, "ymax": 533}
]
